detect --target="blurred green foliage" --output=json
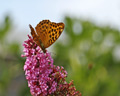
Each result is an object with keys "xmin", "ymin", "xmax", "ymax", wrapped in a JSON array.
[
  {"xmin": 0, "ymin": 15, "xmax": 120, "ymax": 96},
  {"xmin": 54, "ymin": 16, "xmax": 120, "ymax": 96},
  {"xmin": 0, "ymin": 16, "xmax": 30, "ymax": 96},
  {"xmin": 0, "ymin": 16, "xmax": 11, "ymax": 40}
]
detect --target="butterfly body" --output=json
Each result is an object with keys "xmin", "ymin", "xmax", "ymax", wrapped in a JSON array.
[{"xmin": 29, "ymin": 20, "xmax": 64, "ymax": 53}]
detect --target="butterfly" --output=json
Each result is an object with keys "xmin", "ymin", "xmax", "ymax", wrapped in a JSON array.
[{"xmin": 29, "ymin": 20, "xmax": 65, "ymax": 53}]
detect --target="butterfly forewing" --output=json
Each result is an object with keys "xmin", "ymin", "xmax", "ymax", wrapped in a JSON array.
[{"xmin": 46, "ymin": 22, "xmax": 64, "ymax": 48}]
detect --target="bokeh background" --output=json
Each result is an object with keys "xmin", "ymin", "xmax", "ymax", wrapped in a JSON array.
[{"xmin": 0, "ymin": 0, "xmax": 120, "ymax": 96}]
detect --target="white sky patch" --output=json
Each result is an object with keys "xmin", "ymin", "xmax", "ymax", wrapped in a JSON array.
[{"xmin": 0, "ymin": 0, "xmax": 120, "ymax": 45}]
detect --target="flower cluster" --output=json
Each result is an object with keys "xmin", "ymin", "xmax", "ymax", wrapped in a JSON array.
[{"xmin": 21, "ymin": 35, "xmax": 81, "ymax": 96}]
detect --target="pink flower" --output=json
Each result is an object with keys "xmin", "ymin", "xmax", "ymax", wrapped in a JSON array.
[{"xmin": 21, "ymin": 35, "xmax": 81, "ymax": 96}]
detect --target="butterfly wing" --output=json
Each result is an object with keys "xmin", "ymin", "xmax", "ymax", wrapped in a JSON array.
[
  {"xmin": 35, "ymin": 20, "xmax": 64, "ymax": 48},
  {"xmin": 29, "ymin": 24, "xmax": 41, "ymax": 47},
  {"xmin": 45, "ymin": 22, "xmax": 64, "ymax": 48},
  {"xmin": 35, "ymin": 20, "xmax": 50, "ymax": 48}
]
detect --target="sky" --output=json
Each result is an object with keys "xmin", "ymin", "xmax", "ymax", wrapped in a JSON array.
[{"xmin": 0, "ymin": 0, "xmax": 120, "ymax": 44}]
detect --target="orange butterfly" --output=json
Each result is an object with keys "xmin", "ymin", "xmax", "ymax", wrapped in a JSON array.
[{"xmin": 29, "ymin": 20, "xmax": 65, "ymax": 53}]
